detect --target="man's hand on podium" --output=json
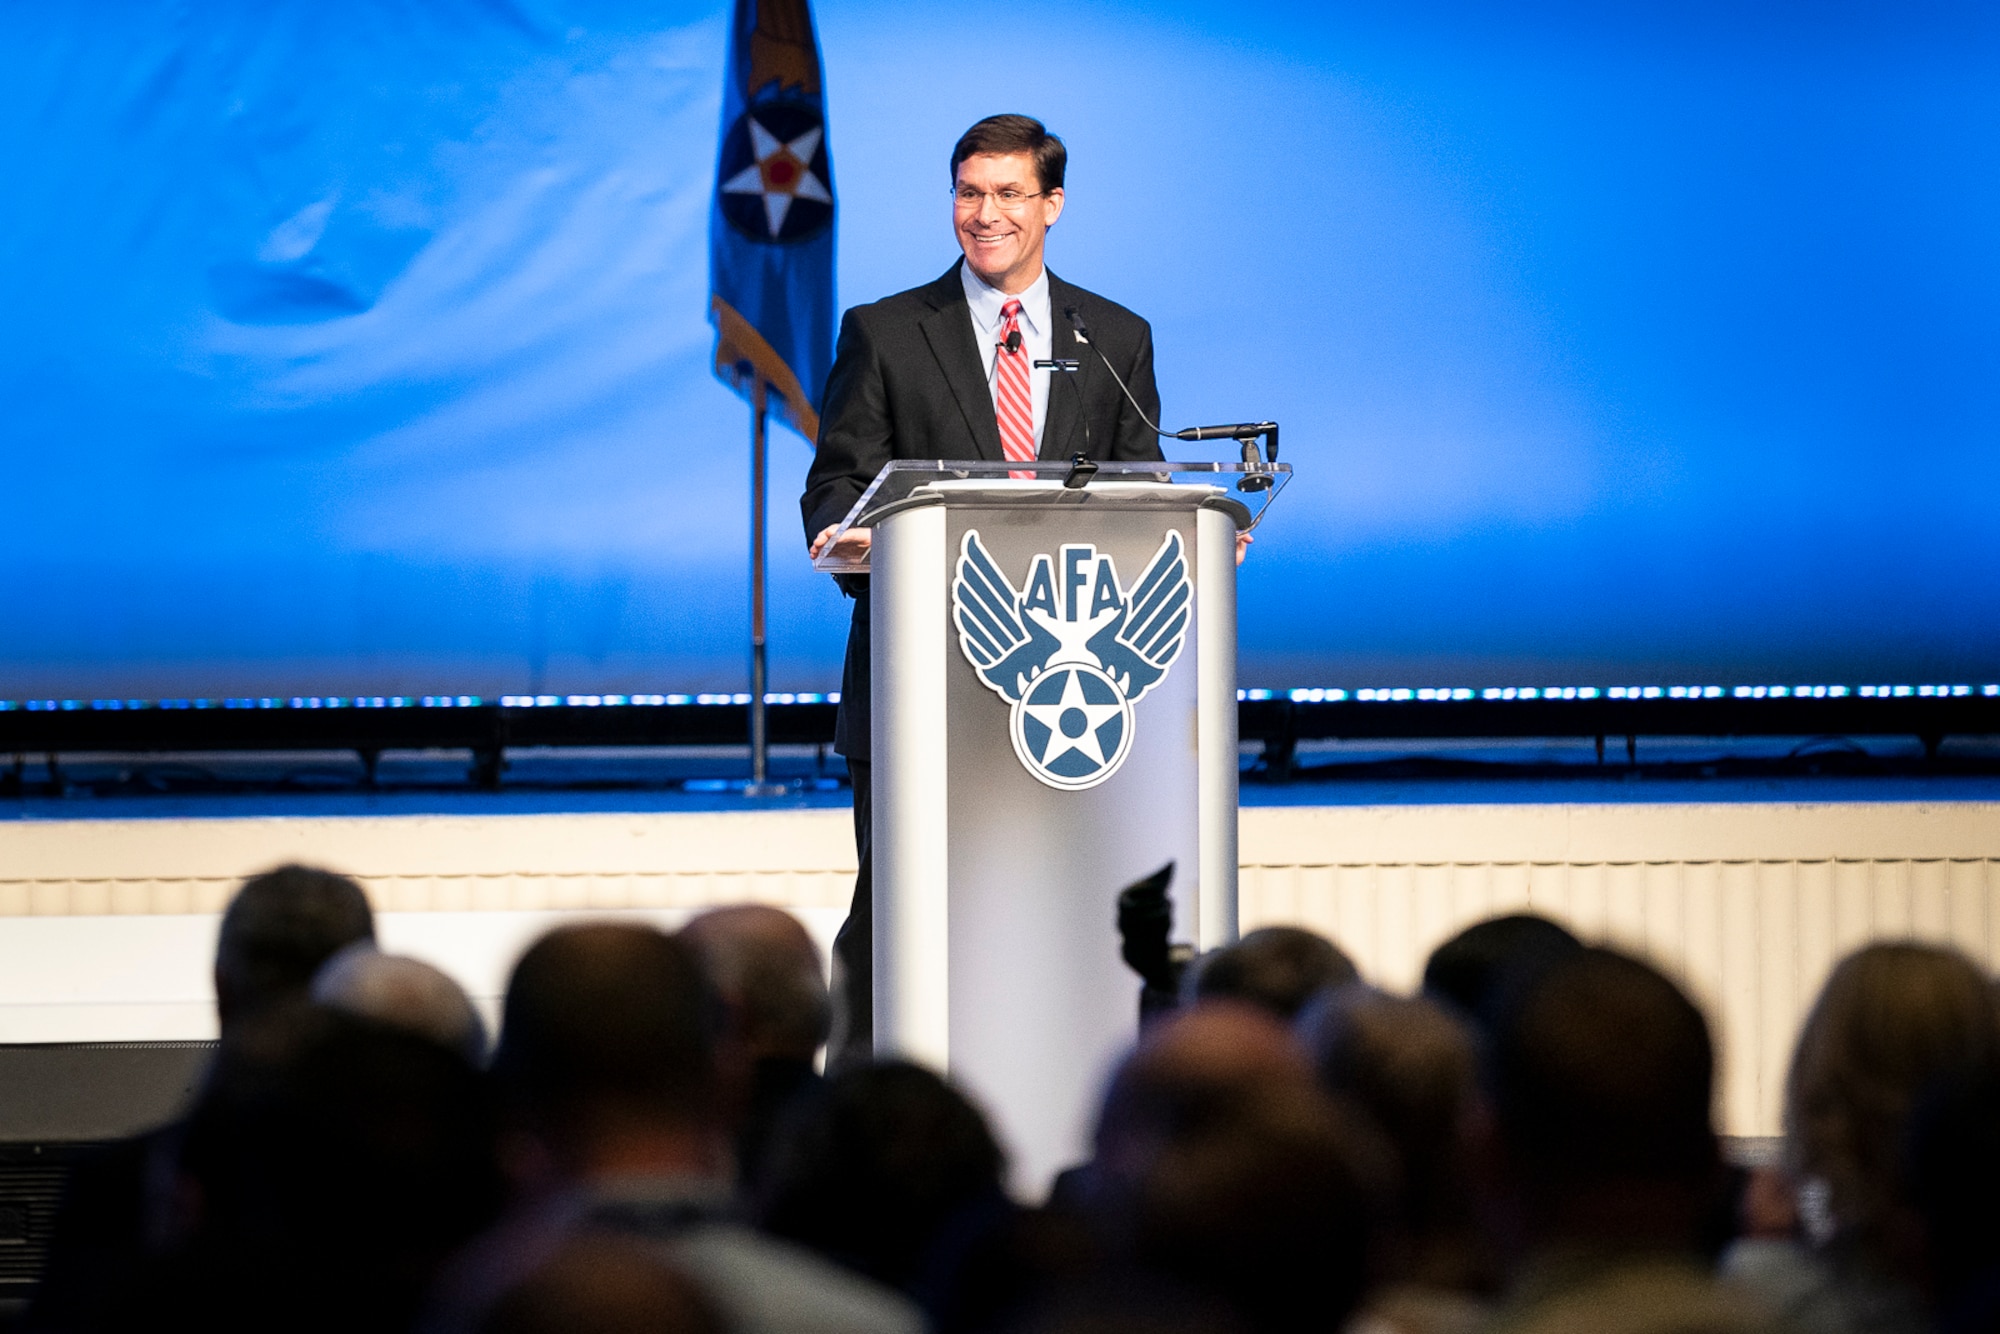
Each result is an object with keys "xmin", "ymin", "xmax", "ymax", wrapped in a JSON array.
[
  {"xmin": 810, "ymin": 524, "xmax": 872, "ymax": 564},
  {"xmin": 1236, "ymin": 530, "xmax": 1252, "ymax": 566}
]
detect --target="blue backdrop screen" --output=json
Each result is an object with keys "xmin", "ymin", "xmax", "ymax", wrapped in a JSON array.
[{"xmin": 4, "ymin": 1, "xmax": 1996, "ymax": 698}]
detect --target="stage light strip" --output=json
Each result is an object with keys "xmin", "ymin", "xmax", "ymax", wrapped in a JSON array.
[
  {"xmin": 0, "ymin": 692, "xmax": 842, "ymax": 712},
  {"xmin": 491, "ymin": 693, "xmax": 836, "ymax": 708},
  {"xmin": 1236, "ymin": 683, "xmax": 2000, "ymax": 703},
  {"xmin": 0, "ymin": 686, "xmax": 1992, "ymax": 713}
]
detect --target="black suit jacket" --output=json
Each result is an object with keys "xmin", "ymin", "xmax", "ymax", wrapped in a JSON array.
[{"xmin": 801, "ymin": 261, "xmax": 1166, "ymax": 760}]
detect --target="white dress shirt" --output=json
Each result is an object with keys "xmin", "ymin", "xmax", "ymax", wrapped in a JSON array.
[{"xmin": 961, "ymin": 263, "xmax": 1052, "ymax": 450}]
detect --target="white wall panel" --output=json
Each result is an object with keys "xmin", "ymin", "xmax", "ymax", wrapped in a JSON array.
[
  {"xmin": 1235, "ymin": 802, "xmax": 2000, "ymax": 1136},
  {"xmin": 0, "ymin": 801, "xmax": 1996, "ymax": 1137}
]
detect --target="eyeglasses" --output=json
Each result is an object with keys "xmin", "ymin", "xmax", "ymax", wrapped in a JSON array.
[{"xmin": 952, "ymin": 187, "xmax": 1048, "ymax": 212}]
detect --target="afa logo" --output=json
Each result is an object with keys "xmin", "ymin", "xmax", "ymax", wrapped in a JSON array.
[{"xmin": 952, "ymin": 529, "xmax": 1192, "ymax": 791}]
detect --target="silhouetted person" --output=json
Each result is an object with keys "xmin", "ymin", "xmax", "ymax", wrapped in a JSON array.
[
  {"xmin": 1420, "ymin": 913, "xmax": 1579, "ymax": 1031},
  {"xmin": 757, "ymin": 1060, "xmax": 1035, "ymax": 1330},
  {"xmin": 476, "ymin": 1233, "xmax": 726, "ymax": 1334},
  {"xmin": 433, "ymin": 923, "xmax": 918, "ymax": 1334},
  {"xmin": 1085, "ymin": 1003, "xmax": 1389, "ymax": 1334},
  {"xmin": 1114, "ymin": 864, "xmax": 1189, "ymax": 1025},
  {"xmin": 1727, "ymin": 941, "xmax": 2000, "ymax": 1334},
  {"xmin": 1298, "ymin": 986, "xmax": 1496, "ymax": 1334},
  {"xmin": 212, "ymin": 863, "xmax": 379, "ymax": 1026},
  {"xmin": 1905, "ymin": 1069, "xmax": 2000, "ymax": 1334},
  {"xmin": 1090, "ymin": 1003, "xmax": 1317, "ymax": 1176},
  {"xmin": 680, "ymin": 905, "xmax": 830, "ymax": 1192},
  {"xmin": 1476, "ymin": 946, "xmax": 1776, "ymax": 1333},
  {"xmin": 314, "ymin": 943, "xmax": 489, "ymax": 1065},
  {"xmin": 1181, "ymin": 926, "xmax": 1358, "ymax": 1021},
  {"xmin": 107, "ymin": 1005, "xmax": 503, "ymax": 1334},
  {"xmin": 1049, "ymin": 998, "xmax": 1317, "ymax": 1211},
  {"xmin": 29, "ymin": 863, "xmax": 377, "ymax": 1334}
]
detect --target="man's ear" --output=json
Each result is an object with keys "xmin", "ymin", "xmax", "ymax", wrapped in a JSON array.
[{"xmin": 1043, "ymin": 188, "xmax": 1065, "ymax": 229}]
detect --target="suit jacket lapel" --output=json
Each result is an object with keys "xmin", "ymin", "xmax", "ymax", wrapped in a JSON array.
[
  {"xmin": 1043, "ymin": 272, "xmax": 1086, "ymax": 459},
  {"xmin": 918, "ymin": 264, "xmax": 1004, "ymax": 462}
]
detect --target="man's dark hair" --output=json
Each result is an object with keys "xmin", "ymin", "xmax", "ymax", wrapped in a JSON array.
[
  {"xmin": 1084, "ymin": 1006, "xmax": 1388, "ymax": 1332},
  {"xmin": 1115, "ymin": 1080, "xmax": 1388, "ymax": 1334},
  {"xmin": 1906, "ymin": 1069, "xmax": 2000, "ymax": 1326},
  {"xmin": 214, "ymin": 864, "xmax": 375, "ymax": 1024},
  {"xmin": 951, "ymin": 114, "xmax": 1066, "ymax": 193},
  {"xmin": 758, "ymin": 1060, "xmax": 1006, "ymax": 1292},
  {"xmin": 680, "ymin": 905, "xmax": 830, "ymax": 1060},
  {"xmin": 490, "ymin": 924, "xmax": 722, "ymax": 1137},
  {"xmin": 1298, "ymin": 987, "xmax": 1479, "ymax": 1253},
  {"xmin": 1787, "ymin": 941, "xmax": 2000, "ymax": 1261},
  {"xmin": 1484, "ymin": 946, "xmax": 1716, "ymax": 1187},
  {"xmin": 159, "ymin": 1006, "xmax": 503, "ymax": 1333},
  {"xmin": 1184, "ymin": 927, "xmax": 1358, "ymax": 1021},
  {"xmin": 1421, "ymin": 913, "xmax": 1581, "ymax": 1027}
]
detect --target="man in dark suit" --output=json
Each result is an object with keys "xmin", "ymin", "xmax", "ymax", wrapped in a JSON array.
[{"xmin": 801, "ymin": 114, "xmax": 1166, "ymax": 1070}]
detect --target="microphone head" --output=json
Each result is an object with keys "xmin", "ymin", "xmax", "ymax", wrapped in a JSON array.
[
  {"xmin": 1003, "ymin": 329, "xmax": 1023, "ymax": 354},
  {"xmin": 1064, "ymin": 305, "xmax": 1091, "ymax": 342}
]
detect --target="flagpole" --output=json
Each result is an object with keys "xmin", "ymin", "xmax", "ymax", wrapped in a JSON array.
[{"xmin": 747, "ymin": 376, "xmax": 781, "ymax": 796}]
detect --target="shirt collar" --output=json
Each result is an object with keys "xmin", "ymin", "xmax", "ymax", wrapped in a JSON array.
[{"xmin": 961, "ymin": 262, "xmax": 1048, "ymax": 336}]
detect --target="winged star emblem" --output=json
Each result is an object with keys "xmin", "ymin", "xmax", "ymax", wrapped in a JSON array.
[{"xmin": 952, "ymin": 529, "xmax": 1192, "ymax": 791}]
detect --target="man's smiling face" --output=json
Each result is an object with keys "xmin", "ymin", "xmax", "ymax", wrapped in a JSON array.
[{"xmin": 953, "ymin": 151, "xmax": 1064, "ymax": 295}]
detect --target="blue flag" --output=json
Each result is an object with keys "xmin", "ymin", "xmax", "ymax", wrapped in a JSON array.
[{"xmin": 709, "ymin": 0, "xmax": 835, "ymax": 442}]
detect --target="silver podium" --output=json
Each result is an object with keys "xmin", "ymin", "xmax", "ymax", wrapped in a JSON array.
[{"xmin": 813, "ymin": 459, "xmax": 1290, "ymax": 1191}]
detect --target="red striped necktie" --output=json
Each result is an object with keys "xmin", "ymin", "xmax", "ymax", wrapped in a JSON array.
[{"xmin": 995, "ymin": 299, "xmax": 1035, "ymax": 478}]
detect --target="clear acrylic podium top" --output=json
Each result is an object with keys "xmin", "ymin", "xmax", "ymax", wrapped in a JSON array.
[{"xmin": 810, "ymin": 458, "xmax": 1291, "ymax": 574}]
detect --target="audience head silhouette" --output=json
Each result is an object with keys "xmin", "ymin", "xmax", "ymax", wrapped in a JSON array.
[
  {"xmin": 213, "ymin": 863, "xmax": 375, "ymax": 1028},
  {"xmin": 1095, "ymin": 1003, "xmax": 1315, "ymax": 1165},
  {"xmin": 1299, "ymin": 985, "xmax": 1488, "ymax": 1288},
  {"xmin": 1092, "ymin": 1004, "xmax": 1388, "ymax": 1333},
  {"xmin": 1183, "ymin": 927, "xmax": 1358, "ymax": 1021},
  {"xmin": 1482, "ymin": 945, "xmax": 1718, "ymax": 1249},
  {"xmin": 489, "ymin": 923, "xmax": 724, "ymax": 1180},
  {"xmin": 1422, "ymin": 912, "xmax": 1581, "ymax": 1028},
  {"xmin": 680, "ymin": 904, "xmax": 830, "ymax": 1062},
  {"xmin": 759, "ymin": 1059, "xmax": 1006, "ymax": 1292},
  {"xmin": 160, "ymin": 1005, "xmax": 502, "ymax": 1333},
  {"xmin": 1786, "ymin": 941, "xmax": 2000, "ymax": 1262},
  {"xmin": 1905, "ymin": 1067, "xmax": 2000, "ymax": 1331},
  {"xmin": 313, "ymin": 943, "xmax": 489, "ymax": 1065}
]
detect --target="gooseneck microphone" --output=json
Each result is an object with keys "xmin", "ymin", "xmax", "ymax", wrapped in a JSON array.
[
  {"xmin": 1173, "ymin": 422, "xmax": 1283, "ymax": 445},
  {"xmin": 1064, "ymin": 306, "xmax": 1164, "ymax": 435},
  {"xmin": 1062, "ymin": 306, "xmax": 1280, "ymax": 464}
]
